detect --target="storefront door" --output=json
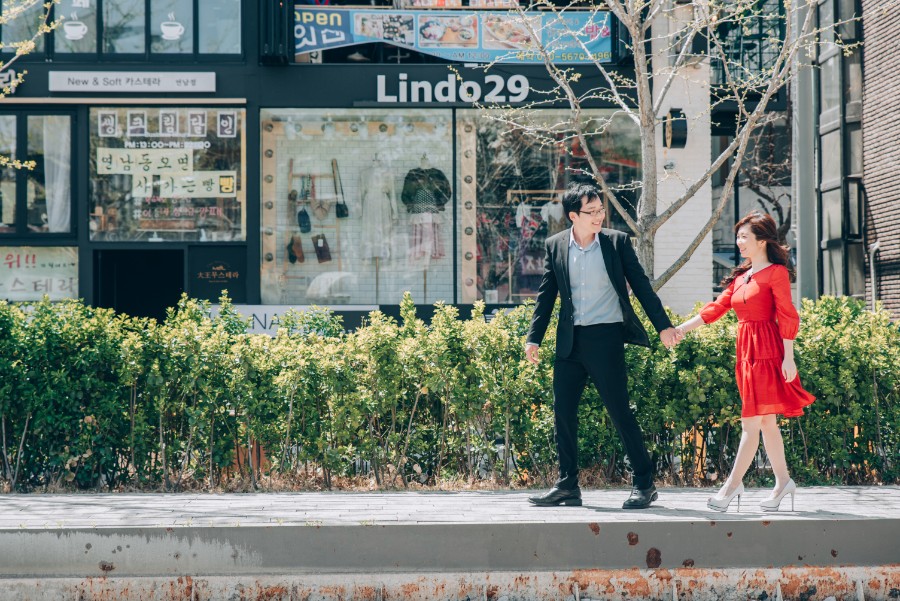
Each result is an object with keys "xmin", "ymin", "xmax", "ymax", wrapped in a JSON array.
[{"xmin": 94, "ymin": 249, "xmax": 184, "ymax": 322}]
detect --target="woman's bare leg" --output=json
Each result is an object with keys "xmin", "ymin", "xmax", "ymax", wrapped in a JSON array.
[
  {"xmin": 715, "ymin": 416, "xmax": 762, "ymax": 498},
  {"xmin": 760, "ymin": 413, "xmax": 790, "ymax": 494}
]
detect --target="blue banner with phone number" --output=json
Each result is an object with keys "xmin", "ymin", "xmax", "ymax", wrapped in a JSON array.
[{"xmin": 294, "ymin": 7, "xmax": 613, "ymax": 63}]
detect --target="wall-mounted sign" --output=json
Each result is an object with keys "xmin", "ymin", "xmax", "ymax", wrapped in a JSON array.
[
  {"xmin": 211, "ymin": 304, "xmax": 377, "ymax": 335},
  {"xmin": 376, "ymin": 72, "xmax": 529, "ymax": 104},
  {"xmin": 189, "ymin": 247, "xmax": 247, "ymax": 303},
  {"xmin": 294, "ymin": 7, "xmax": 613, "ymax": 64},
  {"xmin": 0, "ymin": 247, "xmax": 78, "ymax": 301},
  {"xmin": 49, "ymin": 71, "xmax": 216, "ymax": 93}
]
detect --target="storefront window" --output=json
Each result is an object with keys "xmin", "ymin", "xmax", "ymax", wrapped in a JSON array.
[
  {"xmin": 27, "ymin": 116, "xmax": 72, "ymax": 234},
  {"xmin": 0, "ymin": 116, "xmax": 15, "ymax": 233},
  {"xmin": 260, "ymin": 109, "xmax": 453, "ymax": 306},
  {"xmin": 151, "ymin": 0, "xmax": 193, "ymax": 54},
  {"xmin": 457, "ymin": 109, "xmax": 640, "ymax": 303},
  {"xmin": 0, "ymin": 246, "xmax": 78, "ymax": 300},
  {"xmin": 55, "ymin": 0, "xmax": 97, "ymax": 53},
  {"xmin": 1, "ymin": 0, "xmax": 45, "ymax": 53},
  {"xmin": 103, "ymin": 0, "xmax": 145, "ymax": 54},
  {"xmin": 199, "ymin": 0, "xmax": 241, "ymax": 54},
  {"xmin": 89, "ymin": 107, "xmax": 246, "ymax": 242}
]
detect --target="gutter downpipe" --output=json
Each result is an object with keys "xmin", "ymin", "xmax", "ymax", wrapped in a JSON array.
[{"xmin": 869, "ymin": 240, "xmax": 880, "ymax": 308}]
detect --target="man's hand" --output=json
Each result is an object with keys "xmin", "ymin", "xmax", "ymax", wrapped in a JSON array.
[
  {"xmin": 525, "ymin": 342, "xmax": 540, "ymax": 364},
  {"xmin": 660, "ymin": 327, "xmax": 682, "ymax": 349}
]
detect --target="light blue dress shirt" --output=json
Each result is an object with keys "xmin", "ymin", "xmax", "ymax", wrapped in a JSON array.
[{"xmin": 568, "ymin": 231, "xmax": 624, "ymax": 326}]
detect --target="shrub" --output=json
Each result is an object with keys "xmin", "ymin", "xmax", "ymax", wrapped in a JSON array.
[{"xmin": 0, "ymin": 293, "xmax": 895, "ymax": 491}]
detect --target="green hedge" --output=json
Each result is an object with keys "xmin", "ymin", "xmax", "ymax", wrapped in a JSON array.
[{"xmin": 0, "ymin": 293, "xmax": 897, "ymax": 492}]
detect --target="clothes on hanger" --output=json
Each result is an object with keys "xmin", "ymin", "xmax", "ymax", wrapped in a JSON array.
[
  {"xmin": 402, "ymin": 166, "xmax": 450, "ymax": 263},
  {"xmin": 540, "ymin": 200, "xmax": 567, "ymax": 236},
  {"xmin": 401, "ymin": 167, "xmax": 450, "ymax": 214},
  {"xmin": 409, "ymin": 212, "xmax": 445, "ymax": 264},
  {"xmin": 360, "ymin": 166, "xmax": 398, "ymax": 260}
]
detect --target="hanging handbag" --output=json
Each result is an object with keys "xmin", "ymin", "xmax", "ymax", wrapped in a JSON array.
[
  {"xmin": 297, "ymin": 207, "xmax": 312, "ymax": 233},
  {"xmin": 312, "ymin": 233, "xmax": 332, "ymax": 263},
  {"xmin": 333, "ymin": 158, "xmax": 349, "ymax": 219}
]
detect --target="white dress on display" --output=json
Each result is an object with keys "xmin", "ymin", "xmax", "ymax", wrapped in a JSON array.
[{"xmin": 360, "ymin": 166, "xmax": 398, "ymax": 260}]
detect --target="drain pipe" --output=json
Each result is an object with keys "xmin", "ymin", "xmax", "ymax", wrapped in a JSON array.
[{"xmin": 869, "ymin": 240, "xmax": 881, "ymax": 308}]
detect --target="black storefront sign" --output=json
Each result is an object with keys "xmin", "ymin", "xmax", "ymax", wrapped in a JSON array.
[{"xmin": 189, "ymin": 246, "xmax": 247, "ymax": 303}]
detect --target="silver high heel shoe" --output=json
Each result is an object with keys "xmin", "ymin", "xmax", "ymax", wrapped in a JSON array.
[
  {"xmin": 707, "ymin": 482, "xmax": 744, "ymax": 512},
  {"xmin": 760, "ymin": 478, "xmax": 796, "ymax": 512}
]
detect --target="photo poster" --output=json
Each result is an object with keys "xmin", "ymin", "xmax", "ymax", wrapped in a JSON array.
[{"xmin": 293, "ymin": 7, "xmax": 613, "ymax": 63}]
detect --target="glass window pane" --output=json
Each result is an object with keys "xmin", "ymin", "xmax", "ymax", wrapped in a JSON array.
[
  {"xmin": 0, "ymin": 246, "xmax": 77, "ymax": 300},
  {"xmin": 820, "ymin": 130, "xmax": 841, "ymax": 182},
  {"xmin": 839, "ymin": 0, "xmax": 859, "ymax": 40},
  {"xmin": 818, "ymin": 1, "xmax": 835, "ymax": 57},
  {"xmin": 0, "ymin": 116, "xmax": 15, "ymax": 233},
  {"xmin": 847, "ymin": 179, "xmax": 861, "ymax": 236},
  {"xmin": 55, "ymin": 0, "xmax": 97, "ymax": 53},
  {"xmin": 1, "ymin": 0, "xmax": 46, "ymax": 53},
  {"xmin": 821, "ymin": 188, "xmax": 841, "ymax": 241},
  {"xmin": 151, "ymin": 0, "xmax": 193, "ymax": 54},
  {"xmin": 847, "ymin": 242, "xmax": 864, "ymax": 298},
  {"xmin": 260, "ymin": 108, "xmax": 454, "ymax": 306},
  {"xmin": 845, "ymin": 50, "xmax": 862, "ymax": 103},
  {"xmin": 846, "ymin": 123, "xmax": 861, "ymax": 176},
  {"xmin": 819, "ymin": 56, "xmax": 840, "ymax": 115},
  {"xmin": 27, "ymin": 116, "xmax": 71, "ymax": 234},
  {"xmin": 199, "ymin": 0, "xmax": 240, "ymax": 54},
  {"xmin": 822, "ymin": 247, "xmax": 843, "ymax": 296},
  {"xmin": 103, "ymin": 0, "xmax": 145, "ymax": 54},
  {"xmin": 457, "ymin": 109, "xmax": 640, "ymax": 304},
  {"xmin": 89, "ymin": 108, "xmax": 246, "ymax": 243}
]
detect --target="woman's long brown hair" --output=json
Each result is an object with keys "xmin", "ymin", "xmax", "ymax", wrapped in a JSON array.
[{"xmin": 720, "ymin": 211, "xmax": 796, "ymax": 288}]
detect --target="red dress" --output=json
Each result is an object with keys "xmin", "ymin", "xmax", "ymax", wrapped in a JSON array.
[{"xmin": 700, "ymin": 264, "xmax": 815, "ymax": 418}]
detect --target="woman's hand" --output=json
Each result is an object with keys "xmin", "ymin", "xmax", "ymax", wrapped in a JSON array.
[{"xmin": 782, "ymin": 356, "xmax": 797, "ymax": 382}]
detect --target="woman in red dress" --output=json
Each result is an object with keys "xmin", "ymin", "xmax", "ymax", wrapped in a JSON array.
[{"xmin": 675, "ymin": 211, "xmax": 815, "ymax": 512}]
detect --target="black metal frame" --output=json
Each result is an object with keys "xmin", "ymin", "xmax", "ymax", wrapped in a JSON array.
[{"xmin": 0, "ymin": 109, "xmax": 78, "ymax": 244}]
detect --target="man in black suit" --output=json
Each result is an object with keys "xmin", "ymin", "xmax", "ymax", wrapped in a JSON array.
[{"xmin": 525, "ymin": 183, "xmax": 679, "ymax": 509}]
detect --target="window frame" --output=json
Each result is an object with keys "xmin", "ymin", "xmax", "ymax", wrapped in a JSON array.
[
  {"xmin": 815, "ymin": 0, "xmax": 864, "ymax": 298},
  {"xmin": 0, "ymin": 109, "xmax": 77, "ymax": 242},
  {"xmin": 1, "ymin": 0, "xmax": 244, "ymax": 62}
]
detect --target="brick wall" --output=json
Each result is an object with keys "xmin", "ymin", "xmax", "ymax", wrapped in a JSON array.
[{"xmin": 861, "ymin": 2, "xmax": 900, "ymax": 315}]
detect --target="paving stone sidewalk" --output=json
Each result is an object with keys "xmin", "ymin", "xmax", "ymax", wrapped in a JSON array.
[{"xmin": 1, "ymin": 485, "xmax": 897, "ymax": 529}]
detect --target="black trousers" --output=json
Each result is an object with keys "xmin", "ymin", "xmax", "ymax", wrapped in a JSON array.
[{"xmin": 552, "ymin": 322, "xmax": 653, "ymax": 490}]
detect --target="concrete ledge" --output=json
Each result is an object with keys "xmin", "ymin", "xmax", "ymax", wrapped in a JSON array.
[
  {"xmin": 1, "ymin": 519, "xmax": 899, "ymax": 578},
  {"xmin": 1, "ymin": 487, "xmax": 898, "ymax": 600}
]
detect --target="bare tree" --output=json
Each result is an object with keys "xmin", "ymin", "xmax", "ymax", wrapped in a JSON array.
[
  {"xmin": 0, "ymin": 0, "xmax": 60, "ymax": 169},
  {"xmin": 481, "ymin": 0, "xmax": 882, "ymax": 290}
]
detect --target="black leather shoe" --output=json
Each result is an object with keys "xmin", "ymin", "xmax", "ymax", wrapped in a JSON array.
[
  {"xmin": 622, "ymin": 484, "xmax": 658, "ymax": 509},
  {"xmin": 528, "ymin": 487, "xmax": 582, "ymax": 507}
]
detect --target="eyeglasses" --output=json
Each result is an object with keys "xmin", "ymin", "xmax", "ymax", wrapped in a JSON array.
[{"xmin": 578, "ymin": 208, "xmax": 606, "ymax": 218}]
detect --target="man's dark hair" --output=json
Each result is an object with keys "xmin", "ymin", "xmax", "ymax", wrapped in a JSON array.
[{"xmin": 562, "ymin": 182, "xmax": 601, "ymax": 222}]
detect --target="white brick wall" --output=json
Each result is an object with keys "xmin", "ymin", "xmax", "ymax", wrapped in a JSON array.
[{"xmin": 651, "ymin": 12, "xmax": 714, "ymax": 315}]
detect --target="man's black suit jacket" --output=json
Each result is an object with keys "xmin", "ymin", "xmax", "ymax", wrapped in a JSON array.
[{"xmin": 526, "ymin": 228, "xmax": 673, "ymax": 359}]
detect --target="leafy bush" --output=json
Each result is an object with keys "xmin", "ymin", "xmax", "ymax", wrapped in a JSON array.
[{"xmin": 0, "ymin": 293, "xmax": 896, "ymax": 491}]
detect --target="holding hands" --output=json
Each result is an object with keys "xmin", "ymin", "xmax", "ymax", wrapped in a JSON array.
[{"xmin": 660, "ymin": 327, "xmax": 683, "ymax": 349}]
